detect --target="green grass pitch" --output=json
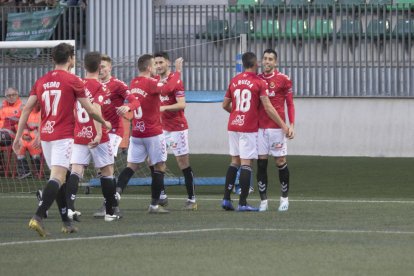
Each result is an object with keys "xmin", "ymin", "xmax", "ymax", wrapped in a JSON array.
[{"xmin": 1, "ymin": 155, "xmax": 414, "ymax": 275}]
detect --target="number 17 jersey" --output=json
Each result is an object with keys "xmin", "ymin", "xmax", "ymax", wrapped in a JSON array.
[
  {"xmin": 225, "ymin": 71, "xmax": 269, "ymax": 133},
  {"xmin": 29, "ymin": 69, "xmax": 86, "ymax": 142}
]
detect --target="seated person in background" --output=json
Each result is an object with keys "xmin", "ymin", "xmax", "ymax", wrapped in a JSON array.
[
  {"xmin": 0, "ymin": 87, "xmax": 23, "ymax": 147},
  {"xmin": 17, "ymin": 103, "xmax": 42, "ymax": 179},
  {"xmin": 0, "ymin": 87, "xmax": 23, "ymax": 176}
]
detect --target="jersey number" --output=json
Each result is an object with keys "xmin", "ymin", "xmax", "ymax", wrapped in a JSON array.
[
  {"xmin": 133, "ymin": 107, "xmax": 143, "ymax": 119},
  {"xmin": 76, "ymin": 101, "xmax": 90, "ymax": 123},
  {"xmin": 41, "ymin": 90, "xmax": 61, "ymax": 116},
  {"xmin": 234, "ymin": 89, "xmax": 251, "ymax": 112}
]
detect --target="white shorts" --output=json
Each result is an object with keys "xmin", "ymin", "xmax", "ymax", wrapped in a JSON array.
[
  {"xmin": 228, "ymin": 131, "xmax": 258, "ymax": 160},
  {"xmin": 41, "ymin": 138, "xmax": 73, "ymax": 170},
  {"xmin": 108, "ymin": 133, "xmax": 122, "ymax": 157},
  {"xmin": 71, "ymin": 141, "xmax": 114, "ymax": 168},
  {"xmin": 164, "ymin": 129, "xmax": 189, "ymax": 156},
  {"xmin": 258, "ymin": 128, "xmax": 287, "ymax": 157},
  {"xmin": 127, "ymin": 134, "xmax": 167, "ymax": 165}
]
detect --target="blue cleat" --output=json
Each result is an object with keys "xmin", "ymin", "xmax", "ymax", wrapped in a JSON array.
[
  {"xmin": 237, "ymin": 204, "xmax": 259, "ymax": 212},
  {"xmin": 221, "ymin": 199, "xmax": 235, "ymax": 211}
]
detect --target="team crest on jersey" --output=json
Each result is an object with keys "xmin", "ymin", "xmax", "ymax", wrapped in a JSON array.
[
  {"xmin": 41, "ymin": 121, "xmax": 56, "ymax": 134},
  {"xmin": 76, "ymin": 126, "xmax": 94, "ymax": 139},
  {"xmin": 134, "ymin": 121, "xmax": 145, "ymax": 132},
  {"xmin": 231, "ymin": 115, "xmax": 245, "ymax": 126},
  {"xmin": 269, "ymin": 82, "xmax": 275, "ymax": 89}
]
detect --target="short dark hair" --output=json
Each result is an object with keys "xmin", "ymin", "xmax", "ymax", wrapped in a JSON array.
[
  {"xmin": 101, "ymin": 54, "xmax": 112, "ymax": 64},
  {"xmin": 84, "ymin": 51, "xmax": 102, "ymax": 73},
  {"xmin": 263, "ymin": 48, "xmax": 278, "ymax": 60},
  {"xmin": 137, "ymin": 54, "xmax": 154, "ymax": 72},
  {"xmin": 153, "ymin": 51, "xmax": 170, "ymax": 61},
  {"xmin": 242, "ymin": 52, "xmax": 257, "ymax": 69},
  {"xmin": 51, "ymin": 43, "xmax": 75, "ymax": 65}
]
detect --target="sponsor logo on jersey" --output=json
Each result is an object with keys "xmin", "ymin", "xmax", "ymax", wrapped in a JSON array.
[
  {"xmin": 160, "ymin": 95, "xmax": 169, "ymax": 102},
  {"xmin": 103, "ymin": 98, "xmax": 112, "ymax": 105},
  {"xmin": 134, "ymin": 121, "xmax": 145, "ymax": 132},
  {"xmin": 76, "ymin": 126, "xmax": 94, "ymax": 139},
  {"xmin": 268, "ymin": 91, "xmax": 275, "ymax": 97},
  {"xmin": 231, "ymin": 114, "xmax": 245, "ymax": 126},
  {"xmin": 41, "ymin": 120, "xmax": 55, "ymax": 134}
]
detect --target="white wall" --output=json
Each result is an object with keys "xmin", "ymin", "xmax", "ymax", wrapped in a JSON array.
[{"xmin": 186, "ymin": 98, "xmax": 414, "ymax": 157}]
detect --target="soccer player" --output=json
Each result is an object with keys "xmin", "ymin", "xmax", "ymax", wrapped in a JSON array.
[
  {"xmin": 257, "ymin": 49, "xmax": 295, "ymax": 212},
  {"xmin": 154, "ymin": 51, "xmax": 196, "ymax": 210},
  {"xmin": 12, "ymin": 43, "xmax": 111, "ymax": 237},
  {"xmin": 221, "ymin": 52, "xmax": 290, "ymax": 211},
  {"xmin": 66, "ymin": 51, "xmax": 122, "ymax": 222},
  {"xmin": 115, "ymin": 54, "xmax": 183, "ymax": 214},
  {"xmin": 93, "ymin": 54, "xmax": 141, "ymax": 218}
]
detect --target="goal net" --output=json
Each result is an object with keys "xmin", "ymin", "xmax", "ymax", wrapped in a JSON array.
[{"xmin": 0, "ymin": 40, "xmax": 178, "ymax": 193}]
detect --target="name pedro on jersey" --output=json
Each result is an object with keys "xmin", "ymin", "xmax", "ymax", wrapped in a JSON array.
[
  {"xmin": 232, "ymin": 79, "xmax": 253, "ymax": 88},
  {"xmin": 43, "ymin": 81, "xmax": 60, "ymax": 90}
]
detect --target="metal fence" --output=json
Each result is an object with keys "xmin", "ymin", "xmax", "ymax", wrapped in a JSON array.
[
  {"xmin": 1, "ymin": 3, "xmax": 413, "ymax": 97},
  {"xmin": 154, "ymin": 4, "xmax": 414, "ymax": 97}
]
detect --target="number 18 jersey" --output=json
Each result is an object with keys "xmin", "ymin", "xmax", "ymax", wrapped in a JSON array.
[
  {"xmin": 29, "ymin": 69, "xmax": 86, "ymax": 142},
  {"xmin": 74, "ymin": 78, "xmax": 110, "ymax": 145},
  {"xmin": 225, "ymin": 71, "xmax": 269, "ymax": 133}
]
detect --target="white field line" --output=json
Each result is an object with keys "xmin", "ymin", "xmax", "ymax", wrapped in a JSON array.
[
  {"xmin": 1, "ymin": 194, "xmax": 414, "ymax": 204},
  {"xmin": 1, "ymin": 227, "xmax": 414, "ymax": 247}
]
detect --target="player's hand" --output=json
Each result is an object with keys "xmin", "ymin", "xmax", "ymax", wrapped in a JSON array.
[
  {"xmin": 174, "ymin": 57, "xmax": 184, "ymax": 72},
  {"xmin": 33, "ymin": 133, "xmax": 41, "ymax": 149},
  {"xmin": 12, "ymin": 138, "xmax": 22, "ymax": 154},
  {"xmin": 88, "ymin": 135, "xmax": 101, "ymax": 149},
  {"xmin": 116, "ymin": 105, "xmax": 130, "ymax": 116},
  {"xmin": 104, "ymin": 121, "xmax": 112, "ymax": 132},
  {"xmin": 282, "ymin": 125, "xmax": 289, "ymax": 136},
  {"xmin": 287, "ymin": 126, "xmax": 295, "ymax": 139},
  {"xmin": 160, "ymin": 106, "xmax": 166, "ymax": 112}
]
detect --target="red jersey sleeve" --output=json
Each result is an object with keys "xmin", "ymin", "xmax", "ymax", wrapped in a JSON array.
[
  {"xmin": 119, "ymin": 81, "xmax": 140, "ymax": 111},
  {"xmin": 157, "ymin": 72, "xmax": 182, "ymax": 94},
  {"xmin": 175, "ymin": 79, "xmax": 185, "ymax": 98},
  {"xmin": 285, "ymin": 78, "xmax": 295, "ymax": 125},
  {"xmin": 72, "ymin": 76, "xmax": 86, "ymax": 98}
]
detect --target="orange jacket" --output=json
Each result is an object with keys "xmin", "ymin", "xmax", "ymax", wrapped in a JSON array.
[{"xmin": 0, "ymin": 97, "xmax": 23, "ymax": 133}]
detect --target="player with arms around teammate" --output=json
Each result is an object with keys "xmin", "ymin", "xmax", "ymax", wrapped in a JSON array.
[
  {"xmin": 13, "ymin": 43, "xmax": 111, "ymax": 237},
  {"xmin": 115, "ymin": 54, "xmax": 183, "ymax": 214},
  {"xmin": 93, "ymin": 54, "xmax": 141, "ymax": 218},
  {"xmin": 221, "ymin": 52, "xmax": 290, "ymax": 211},
  {"xmin": 257, "ymin": 49, "xmax": 295, "ymax": 212},
  {"xmin": 66, "ymin": 52, "xmax": 122, "ymax": 223},
  {"xmin": 154, "ymin": 51, "xmax": 197, "ymax": 210}
]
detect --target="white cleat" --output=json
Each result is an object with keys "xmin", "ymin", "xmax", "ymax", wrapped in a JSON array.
[
  {"xmin": 259, "ymin": 200, "xmax": 268, "ymax": 212},
  {"xmin": 67, "ymin": 209, "xmax": 81, "ymax": 221},
  {"xmin": 104, "ymin": 214, "xmax": 121, "ymax": 222},
  {"xmin": 278, "ymin": 197, "xmax": 289, "ymax": 212}
]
